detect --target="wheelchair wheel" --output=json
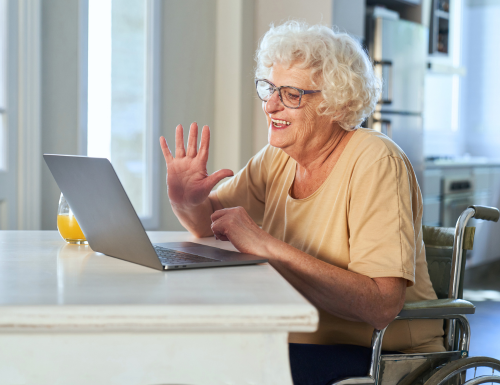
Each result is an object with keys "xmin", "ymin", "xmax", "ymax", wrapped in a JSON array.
[{"xmin": 424, "ymin": 356, "xmax": 500, "ymax": 385}]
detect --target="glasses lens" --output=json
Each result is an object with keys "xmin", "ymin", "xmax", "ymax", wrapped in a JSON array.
[
  {"xmin": 281, "ymin": 87, "xmax": 301, "ymax": 108},
  {"xmin": 256, "ymin": 80, "xmax": 274, "ymax": 101}
]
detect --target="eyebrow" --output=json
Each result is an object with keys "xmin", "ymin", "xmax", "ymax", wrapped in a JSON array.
[{"xmin": 264, "ymin": 79, "xmax": 320, "ymax": 93}]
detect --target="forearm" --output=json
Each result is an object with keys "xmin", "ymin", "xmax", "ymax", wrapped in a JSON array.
[
  {"xmin": 264, "ymin": 239, "xmax": 406, "ymax": 330},
  {"xmin": 171, "ymin": 198, "xmax": 215, "ymax": 238}
]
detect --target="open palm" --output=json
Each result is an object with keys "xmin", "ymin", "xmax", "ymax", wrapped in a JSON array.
[{"xmin": 160, "ymin": 123, "xmax": 233, "ymax": 207}]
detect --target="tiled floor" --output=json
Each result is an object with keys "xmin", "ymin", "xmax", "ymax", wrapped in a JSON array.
[{"xmin": 463, "ymin": 260, "xmax": 500, "ymax": 360}]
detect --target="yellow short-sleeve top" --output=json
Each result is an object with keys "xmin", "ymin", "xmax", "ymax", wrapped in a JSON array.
[{"xmin": 217, "ymin": 128, "xmax": 444, "ymax": 353}]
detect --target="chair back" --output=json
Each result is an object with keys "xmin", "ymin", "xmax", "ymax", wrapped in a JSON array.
[{"xmin": 423, "ymin": 226, "xmax": 475, "ymax": 299}]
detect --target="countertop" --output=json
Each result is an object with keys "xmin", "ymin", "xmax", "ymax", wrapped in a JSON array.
[
  {"xmin": 0, "ymin": 230, "xmax": 318, "ymax": 333},
  {"xmin": 425, "ymin": 159, "xmax": 500, "ymax": 169}
]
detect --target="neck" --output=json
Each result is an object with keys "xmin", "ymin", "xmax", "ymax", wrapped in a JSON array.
[{"xmin": 292, "ymin": 124, "xmax": 350, "ymax": 175}]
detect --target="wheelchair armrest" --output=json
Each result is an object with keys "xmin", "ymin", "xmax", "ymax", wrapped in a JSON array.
[{"xmin": 396, "ymin": 298, "xmax": 475, "ymax": 319}]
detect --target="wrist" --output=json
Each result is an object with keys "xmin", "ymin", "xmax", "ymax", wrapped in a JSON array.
[
  {"xmin": 170, "ymin": 200, "xmax": 205, "ymax": 212},
  {"xmin": 260, "ymin": 232, "xmax": 287, "ymax": 262}
]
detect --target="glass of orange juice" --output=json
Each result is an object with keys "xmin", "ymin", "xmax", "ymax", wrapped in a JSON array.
[{"xmin": 57, "ymin": 193, "xmax": 87, "ymax": 244}]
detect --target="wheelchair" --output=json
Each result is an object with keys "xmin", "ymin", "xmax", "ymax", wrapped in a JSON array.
[{"xmin": 330, "ymin": 205, "xmax": 500, "ymax": 385}]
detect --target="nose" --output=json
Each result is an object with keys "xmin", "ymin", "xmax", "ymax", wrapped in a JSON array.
[{"xmin": 264, "ymin": 90, "xmax": 284, "ymax": 115}]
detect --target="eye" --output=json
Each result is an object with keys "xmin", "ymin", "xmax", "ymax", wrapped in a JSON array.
[{"xmin": 284, "ymin": 89, "xmax": 300, "ymax": 100}]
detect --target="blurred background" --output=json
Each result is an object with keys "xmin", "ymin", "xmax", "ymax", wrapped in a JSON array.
[
  {"xmin": 0, "ymin": 0, "xmax": 499, "ymax": 260},
  {"xmin": 1, "ymin": 0, "xmax": 500, "ymax": 358}
]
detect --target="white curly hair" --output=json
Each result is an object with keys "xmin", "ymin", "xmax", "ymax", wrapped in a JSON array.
[{"xmin": 255, "ymin": 21, "xmax": 381, "ymax": 131}]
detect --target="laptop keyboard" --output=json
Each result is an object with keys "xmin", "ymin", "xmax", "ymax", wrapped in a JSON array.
[{"xmin": 154, "ymin": 246, "xmax": 219, "ymax": 266}]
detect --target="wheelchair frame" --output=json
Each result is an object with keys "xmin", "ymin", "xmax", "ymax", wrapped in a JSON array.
[{"xmin": 330, "ymin": 205, "xmax": 500, "ymax": 385}]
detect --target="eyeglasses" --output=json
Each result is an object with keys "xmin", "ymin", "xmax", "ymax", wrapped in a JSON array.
[{"xmin": 255, "ymin": 79, "xmax": 321, "ymax": 109}]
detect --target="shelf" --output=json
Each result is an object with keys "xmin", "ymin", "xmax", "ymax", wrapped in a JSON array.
[
  {"xmin": 366, "ymin": 0, "xmax": 421, "ymax": 6},
  {"xmin": 435, "ymin": 9, "xmax": 450, "ymax": 19},
  {"xmin": 427, "ymin": 62, "xmax": 466, "ymax": 76}
]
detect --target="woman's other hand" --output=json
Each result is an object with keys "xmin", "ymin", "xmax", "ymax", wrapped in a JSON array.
[
  {"xmin": 210, "ymin": 207, "xmax": 272, "ymax": 256},
  {"xmin": 160, "ymin": 123, "xmax": 233, "ymax": 208}
]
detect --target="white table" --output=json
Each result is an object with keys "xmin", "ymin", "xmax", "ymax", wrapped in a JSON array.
[{"xmin": 0, "ymin": 231, "xmax": 317, "ymax": 385}]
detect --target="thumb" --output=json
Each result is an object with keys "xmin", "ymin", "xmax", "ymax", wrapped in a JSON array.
[{"xmin": 205, "ymin": 169, "xmax": 234, "ymax": 190}]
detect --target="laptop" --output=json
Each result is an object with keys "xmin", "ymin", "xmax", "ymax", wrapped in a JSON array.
[{"xmin": 44, "ymin": 154, "xmax": 268, "ymax": 271}]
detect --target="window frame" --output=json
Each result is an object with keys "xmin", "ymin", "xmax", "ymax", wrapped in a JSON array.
[
  {"xmin": 0, "ymin": 0, "xmax": 6, "ymax": 171},
  {"xmin": 81, "ymin": 0, "xmax": 161, "ymax": 230}
]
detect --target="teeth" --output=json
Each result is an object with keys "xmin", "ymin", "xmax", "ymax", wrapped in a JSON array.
[{"xmin": 271, "ymin": 119, "xmax": 291, "ymax": 126}]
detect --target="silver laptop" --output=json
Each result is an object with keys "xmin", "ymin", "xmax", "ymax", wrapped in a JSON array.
[{"xmin": 44, "ymin": 154, "xmax": 268, "ymax": 271}]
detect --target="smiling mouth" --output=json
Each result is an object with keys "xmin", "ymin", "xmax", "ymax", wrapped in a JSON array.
[{"xmin": 271, "ymin": 118, "xmax": 291, "ymax": 128}]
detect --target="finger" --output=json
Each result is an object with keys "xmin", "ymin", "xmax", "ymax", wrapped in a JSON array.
[
  {"xmin": 198, "ymin": 125, "xmax": 210, "ymax": 162},
  {"xmin": 211, "ymin": 208, "xmax": 228, "ymax": 222},
  {"xmin": 213, "ymin": 229, "xmax": 229, "ymax": 242},
  {"xmin": 205, "ymin": 169, "xmax": 234, "ymax": 191},
  {"xmin": 186, "ymin": 122, "xmax": 198, "ymax": 158},
  {"xmin": 211, "ymin": 218, "xmax": 230, "ymax": 241},
  {"xmin": 159, "ymin": 136, "xmax": 173, "ymax": 163},
  {"xmin": 175, "ymin": 124, "xmax": 186, "ymax": 158}
]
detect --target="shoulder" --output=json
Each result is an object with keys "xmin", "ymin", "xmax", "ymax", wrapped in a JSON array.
[
  {"xmin": 351, "ymin": 128, "xmax": 406, "ymax": 161},
  {"xmin": 347, "ymin": 128, "xmax": 412, "ymax": 171},
  {"xmin": 258, "ymin": 143, "xmax": 289, "ymax": 160},
  {"xmin": 253, "ymin": 144, "xmax": 291, "ymax": 172}
]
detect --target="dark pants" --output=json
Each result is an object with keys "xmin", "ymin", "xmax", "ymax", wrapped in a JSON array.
[{"xmin": 289, "ymin": 343, "xmax": 390, "ymax": 385}]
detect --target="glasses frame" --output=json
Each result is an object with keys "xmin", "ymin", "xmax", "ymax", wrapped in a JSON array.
[{"xmin": 255, "ymin": 79, "xmax": 321, "ymax": 109}]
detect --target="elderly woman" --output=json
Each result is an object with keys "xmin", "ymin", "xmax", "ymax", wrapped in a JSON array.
[{"xmin": 160, "ymin": 21, "xmax": 443, "ymax": 385}]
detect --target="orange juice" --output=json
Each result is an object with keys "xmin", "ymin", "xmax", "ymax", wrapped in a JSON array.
[{"xmin": 57, "ymin": 213, "xmax": 86, "ymax": 243}]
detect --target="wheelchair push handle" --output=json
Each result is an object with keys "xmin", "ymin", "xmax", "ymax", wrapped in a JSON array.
[{"xmin": 468, "ymin": 205, "xmax": 500, "ymax": 222}]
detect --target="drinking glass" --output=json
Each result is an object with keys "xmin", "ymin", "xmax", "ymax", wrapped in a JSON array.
[{"xmin": 57, "ymin": 193, "xmax": 87, "ymax": 244}]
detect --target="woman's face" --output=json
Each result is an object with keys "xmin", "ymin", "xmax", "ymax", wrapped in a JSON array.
[{"xmin": 263, "ymin": 63, "xmax": 335, "ymax": 155}]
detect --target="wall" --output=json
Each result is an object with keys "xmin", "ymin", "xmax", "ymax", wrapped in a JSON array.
[
  {"xmin": 40, "ymin": 0, "xmax": 81, "ymax": 230},
  {"xmin": 423, "ymin": 74, "xmax": 464, "ymax": 158},
  {"xmin": 332, "ymin": 0, "xmax": 365, "ymax": 39},
  {"xmin": 159, "ymin": 0, "xmax": 335, "ymax": 230},
  {"xmin": 460, "ymin": 0, "xmax": 500, "ymax": 160},
  {"xmin": 38, "ymin": 0, "xmax": 224, "ymax": 232},
  {"xmin": 423, "ymin": 0, "xmax": 466, "ymax": 159},
  {"xmin": 213, "ymin": 0, "xmax": 254, "ymax": 174},
  {"xmin": 36, "ymin": 0, "xmax": 358, "ymax": 231},
  {"xmin": 458, "ymin": 0, "xmax": 500, "ymax": 266},
  {"xmin": 159, "ymin": 0, "xmax": 217, "ymax": 231},
  {"xmin": 0, "ymin": 0, "xmax": 19, "ymax": 230}
]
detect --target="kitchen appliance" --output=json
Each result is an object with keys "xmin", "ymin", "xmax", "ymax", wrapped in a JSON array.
[
  {"xmin": 441, "ymin": 175, "xmax": 475, "ymax": 227},
  {"xmin": 366, "ymin": 10, "xmax": 428, "ymax": 184}
]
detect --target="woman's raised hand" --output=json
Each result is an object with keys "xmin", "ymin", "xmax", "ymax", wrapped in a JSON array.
[{"xmin": 159, "ymin": 123, "xmax": 233, "ymax": 207}]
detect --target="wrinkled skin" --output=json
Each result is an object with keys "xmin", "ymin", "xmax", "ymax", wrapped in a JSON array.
[
  {"xmin": 160, "ymin": 123, "xmax": 233, "ymax": 209},
  {"xmin": 210, "ymin": 62, "xmax": 341, "ymax": 252}
]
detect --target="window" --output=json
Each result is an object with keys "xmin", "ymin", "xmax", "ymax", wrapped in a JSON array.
[
  {"xmin": 0, "ymin": 0, "xmax": 7, "ymax": 172},
  {"xmin": 87, "ymin": 0, "xmax": 159, "ymax": 228}
]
